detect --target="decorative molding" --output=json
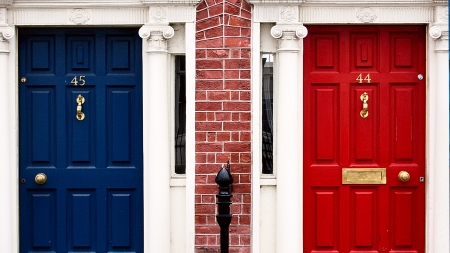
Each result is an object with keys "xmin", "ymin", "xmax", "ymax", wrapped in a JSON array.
[
  {"xmin": 139, "ymin": 24, "xmax": 174, "ymax": 52},
  {"xmin": 356, "ymin": 7, "xmax": 377, "ymax": 23},
  {"xmin": 437, "ymin": 5, "xmax": 448, "ymax": 23},
  {"xmin": 0, "ymin": 25, "xmax": 14, "ymax": 40},
  {"xmin": 68, "ymin": 9, "xmax": 90, "ymax": 24},
  {"xmin": 0, "ymin": 8, "xmax": 5, "ymax": 24},
  {"xmin": 429, "ymin": 26, "xmax": 443, "ymax": 39},
  {"xmin": 141, "ymin": 0, "xmax": 201, "ymax": 5},
  {"xmin": 298, "ymin": 6, "xmax": 434, "ymax": 23},
  {"xmin": 149, "ymin": 6, "xmax": 167, "ymax": 23},
  {"xmin": 12, "ymin": 8, "xmax": 148, "ymax": 25},
  {"xmin": 279, "ymin": 6, "xmax": 298, "ymax": 23}
]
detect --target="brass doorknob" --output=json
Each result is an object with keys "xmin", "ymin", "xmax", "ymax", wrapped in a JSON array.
[
  {"xmin": 398, "ymin": 171, "xmax": 410, "ymax": 183},
  {"xmin": 35, "ymin": 173, "xmax": 47, "ymax": 185}
]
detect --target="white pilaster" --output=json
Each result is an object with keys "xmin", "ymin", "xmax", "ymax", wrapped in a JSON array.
[
  {"xmin": 0, "ymin": 24, "xmax": 15, "ymax": 253},
  {"xmin": 271, "ymin": 23, "xmax": 307, "ymax": 253},
  {"xmin": 426, "ymin": 8, "xmax": 449, "ymax": 251},
  {"xmin": 140, "ymin": 23, "xmax": 174, "ymax": 253}
]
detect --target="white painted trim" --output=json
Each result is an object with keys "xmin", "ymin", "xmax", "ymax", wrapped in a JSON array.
[
  {"xmin": 252, "ymin": 3, "xmax": 449, "ymax": 253},
  {"xmin": 184, "ymin": 21, "xmax": 196, "ymax": 253}
]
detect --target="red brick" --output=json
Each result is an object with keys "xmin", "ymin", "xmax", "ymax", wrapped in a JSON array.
[
  {"xmin": 239, "ymin": 173, "xmax": 251, "ymax": 183},
  {"xmin": 231, "ymin": 49, "xmax": 241, "ymax": 58},
  {"xmin": 241, "ymin": 49, "xmax": 251, "ymax": 58},
  {"xmin": 224, "ymin": 70, "xmax": 239, "ymax": 79},
  {"xmin": 196, "ymin": 70, "xmax": 223, "ymax": 79},
  {"xmin": 207, "ymin": 153, "xmax": 216, "ymax": 163},
  {"xmin": 230, "ymin": 234, "xmax": 240, "ymax": 245},
  {"xmin": 196, "ymin": 122, "xmax": 222, "ymax": 131},
  {"xmin": 241, "ymin": 9, "xmax": 251, "ymax": 19},
  {"xmin": 231, "ymin": 113, "xmax": 240, "ymax": 121},
  {"xmin": 225, "ymin": 3, "xmax": 240, "ymax": 15},
  {"xmin": 240, "ymin": 132, "xmax": 251, "ymax": 141},
  {"xmin": 240, "ymin": 234, "xmax": 251, "ymax": 244},
  {"xmin": 207, "ymin": 132, "xmax": 216, "ymax": 141},
  {"xmin": 215, "ymin": 112, "xmax": 231, "ymax": 121},
  {"xmin": 196, "ymin": 1, "xmax": 208, "ymax": 11},
  {"xmin": 196, "ymin": 143, "xmax": 223, "ymax": 152},
  {"xmin": 207, "ymin": 175, "xmax": 217, "ymax": 184},
  {"xmin": 227, "ymin": 0, "xmax": 242, "ymax": 6},
  {"xmin": 224, "ymin": 142, "xmax": 251, "ymax": 152},
  {"xmin": 196, "ymin": 164, "xmax": 219, "ymax": 174},
  {"xmin": 196, "ymin": 132, "xmax": 207, "ymax": 141},
  {"xmin": 197, "ymin": 9, "xmax": 209, "ymax": 20},
  {"xmin": 243, "ymin": 194, "xmax": 251, "ymax": 203},
  {"xmin": 216, "ymin": 153, "xmax": 231, "ymax": 163},
  {"xmin": 202, "ymin": 195, "xmax": 216, "ymax": 203},
  {"xmin": 197, "ymin": 59, "xmax": 223, "ymax": 69},
  {"xmin": 225, "ymin": 37, "xmax": 250, "ymax": 47},
  {"xmin": 224, "ymin": 80, "xmax": 250, "ymax": 90},
  {"xmin": 195, "ymin": 247, "xmax": 220, "ymax": 253},
  {"xmin": 240, "ymin": 112, "xmax": 251, "ymax": 121},
  {"xmin": 217, "ymin": 132, "xmax": 230, "ymax": 141},
  {"xmin": 196, "ymin": 235, "xmax": 208, "ymax": 245},
  {"xmin": 229, "ymin": 164, "xmax": 251, "ymax": 173},
  {"xmin": 205, "ymin": 26, "xmax": 224, "ymax": 39},
  {"xmin": 240, "ymin": 70, "xmax": 250, "ymax": 79},
  {"xmin": 197, "ymin": 31, "xmax": 206, "ymax": 40},
  {"xmin": 228, "ymin": 16, "xmax": 251, "ymax": 27},
  {"xmin": 197, "ymin": 16, "xmax": 222, "ymax": 31},
  {"xmin": 241, "ymin": 27, "xmax": 251, "ymax": 37},
  {"xmin": 205, "ymin": 0, "xmax": 216, "ymax": 7},
  {"xmin": 196, "ymin": 225, "xmax": 221, "ymax": 234},
  {"xmin": 196, "ymin": 91, "xmax": 207, "ymax": 100},
  {"xmin": 207, "ymin": 49, "xmax": 230, "ymax": 58},
  {"xmin": 209, "ymin": 4, "xmax": 224, "ymax": 16},
  {"xmin": 225, "ymin": 59, "xmax": 250, "ymax": 69},
  {"xmin": 196, "ymin": 80, "xmax": 223, "ymax": 90},
  {"xmin": 197, "ymin": 38, "xmax": 224, "ymax": 48},
  {"xmin": 196, "ymin": 112, "xmax": 207, "ymax": 121},
  {"xmin": 207, "ymin": 215, "xmax": 217, "ymax": 224},
  {"xmin": 196, "ymin": 215, "xmax": 207, "ymax": 224},
  {"xmin": 241, "ymin": 0, "xmax": 251, "ymax": 12},
  {"xmin": 223, "ymin": 102, "xmax": 250, "ymax": 111},
  {"xmin": 240, "ymin": 91, "xmax": 251, "ymax": 100},
  {"xmin": 197, "ymin": 49, "xmax": 207, "ymax": 58},
  {"xmin": 196, "ymin": 174, "xmax": 207, "ymax": 183},
  {"xmin": 231, "ymin": 132, "xmax": 239, "ymax": 141},
  {"xmin": 231, "ymin": 91, "xmax": 239, "ymax": 100},
  {"xmin": 207, "ymin": 235, "xmax": 218, "ymax": 245},
  {"xmin": 196, "ymin": 102, "xmax": 222, "ymax": 111},
  {"xmin": 208, "ymin": 91, "xmax": 230, "ymax": 100},
  {"xmin": 223, "ymin": 122, "xmax": 250, "ymax": 131},
  {"xmin": 225, "ymin": 26, "xmax": 240, "ymax": 36},
  {"xmin": 195, "ymin": 204, "xmax": 216, "ymax": 214},
  {"xmin": 207, "ymin": 112, "xmax": 215, "ymax": 121},
  {"xmin": 196, "ymin": 185, "xmax": 218, "ymax": 195}
]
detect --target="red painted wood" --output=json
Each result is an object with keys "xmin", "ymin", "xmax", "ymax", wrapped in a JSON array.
[{"xmin": 304, "ymin": 26, "xmax": 426, "ymax": 253}]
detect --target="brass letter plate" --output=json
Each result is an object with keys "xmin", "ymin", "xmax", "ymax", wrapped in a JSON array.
[{"xmin": 342, "ymin": 168, "xmax": 386, "ymax": 184}]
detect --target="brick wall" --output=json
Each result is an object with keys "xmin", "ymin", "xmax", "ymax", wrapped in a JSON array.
[{"xmin": 195, "ymin": 0, "xmax": 252, "ymax": 252}]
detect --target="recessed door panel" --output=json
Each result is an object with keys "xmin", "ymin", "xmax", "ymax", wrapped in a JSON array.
[
  {"xmin": 304, "ymin": 26, "xmax": 425, "ymax": 253},
  {"xmin": 19, "ymin": 28, "xmax": 143, "ymax": 253}
]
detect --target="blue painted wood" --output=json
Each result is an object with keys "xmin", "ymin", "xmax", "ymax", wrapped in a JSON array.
[{"xmin": 19, "ymin": 28, "xmax": 143, "ymax": 253}]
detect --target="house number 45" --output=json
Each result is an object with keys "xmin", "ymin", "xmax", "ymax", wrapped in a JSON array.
[
  {"xmin": 71, "ymin": 76, "xmax": 86, "ymax": 86},
  {"xmin": 356, "ymin": 73, "xmax": 371, "ymax": 83}
]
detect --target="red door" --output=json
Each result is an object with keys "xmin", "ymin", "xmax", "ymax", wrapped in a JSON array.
[{"xmin": 303, "ymin": 26, "xmax": 425, "ymax": 253}]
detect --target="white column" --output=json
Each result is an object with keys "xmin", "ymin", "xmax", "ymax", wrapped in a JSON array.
[
  {"xmin": 0, "ymin": 25, "xmax": 15, "ymax": 253},
  {"xmin": 271, "ymin": 24, "xmax": 307, "ymax": 253},
  {"xmin": 139, "ymin": 24, "xmax": 174, "ymax": 253},
  {"xmin": 427, "ymin": 21, "xmax": 449, "ymax": 253}
]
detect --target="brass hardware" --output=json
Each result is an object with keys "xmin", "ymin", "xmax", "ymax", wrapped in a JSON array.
[
  {"xmin": 360, "ymin": 92, "xmax": 369, "ymax": 118},
  {"xmin": 398, "ymin": 171, "xmax": 410, "ymax": 183},
  {"xmin": 35, "ymin": 173, "xmax": 47, "ymax": 185},
  {"xmin": 76, "ymin": 94, "xmax": 85, "ymax": 121},
  {"xmin": 342, "ymin": 168, "xmax": 386, "ymax": 184},
  {"xmin": 21, "ymin": 77, "xmax": 26, "ymax": 83}
]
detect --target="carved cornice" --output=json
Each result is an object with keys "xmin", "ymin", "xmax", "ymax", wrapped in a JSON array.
[
  {"xmin": 139, "ymin": 24, "xmax": 174, "ymax": 52},
  {"xmin": 429, "ymin": 26, "xmax": 448, "ymax": 51}
]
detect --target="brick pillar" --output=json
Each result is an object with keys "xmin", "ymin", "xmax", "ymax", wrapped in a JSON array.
[{"xmin": 195, "ymin": 0, "xmax": 251, "ymax": 252}]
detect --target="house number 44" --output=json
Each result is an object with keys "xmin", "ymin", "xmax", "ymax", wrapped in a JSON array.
[
  {"xmin": 356, "ymin": 73, "xmax": 371, "ymax": 83},
  {"xmin": 71, "ymin": 76, "xmax": 86, "ymax": 86}
]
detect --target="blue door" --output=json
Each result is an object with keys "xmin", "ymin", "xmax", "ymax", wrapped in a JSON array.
[{"xmin": 19, "ymin": 28, "xmax": 143, "ymax": 253}]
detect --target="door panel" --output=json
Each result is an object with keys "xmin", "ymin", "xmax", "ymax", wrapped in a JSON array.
[
  {"xmin": 304, "ymin": 26, "xmax": 425, "ymax": 253},
  {"xmin": 19, "ymin": 28, "xmax": 143, "ymax": 253}
]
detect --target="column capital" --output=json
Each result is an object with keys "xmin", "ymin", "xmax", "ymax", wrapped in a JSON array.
[
  {"xmin": 271, "ymin": 23, "xmax": 307, "ymax": 51},
  {"xmin": 429, "ymin": 26, "xmax": 448, "ymax": 52},
  {"xmin": 139, "ymin": 24, "xmax": 174, "ymax": 52}
]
